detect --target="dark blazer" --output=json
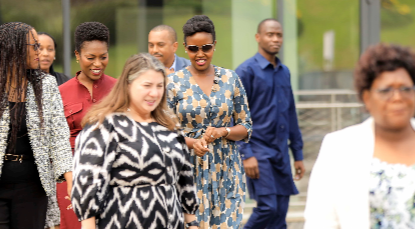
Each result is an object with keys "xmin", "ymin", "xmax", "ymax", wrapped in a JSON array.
[
  {"xmin": 175, "ymin": 54, "xmax": 191, "ymax": 71},
  {"xmin": 49, "ymin": 65, "xmax": 71, "ymax": 86}
]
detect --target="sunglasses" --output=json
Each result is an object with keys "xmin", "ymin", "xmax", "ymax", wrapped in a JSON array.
[
  {"xmin": 186, "ymin": 44, "xmax": 214, "ymax": 53},
  {"xmin": 27, "ymin": 42, "xmax": 40, "ymax": 51}
]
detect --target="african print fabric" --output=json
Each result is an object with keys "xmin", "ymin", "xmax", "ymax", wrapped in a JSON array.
[{"xmin": 167, "ymin": 66, "xmax": 252, "ymax": 228}]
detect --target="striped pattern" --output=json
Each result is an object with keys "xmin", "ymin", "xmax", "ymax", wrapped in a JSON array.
[{"xmin": 72, "ymin": 113, "xmax": 198, "ymax": 229}]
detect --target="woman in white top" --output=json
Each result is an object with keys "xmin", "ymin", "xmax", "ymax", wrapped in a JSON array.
[{"xmin": 304, "ymin": 43, "xmax": 415, "ymax": 229}]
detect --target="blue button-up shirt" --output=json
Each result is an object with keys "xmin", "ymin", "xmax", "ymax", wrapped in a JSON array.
[
  {"xmin": 236, "ymin": 52, "xmax": 303, "ymax": 196},
  {"xmin": 236, "ymin": 53, "xmax": 303, "ymax": 161}
]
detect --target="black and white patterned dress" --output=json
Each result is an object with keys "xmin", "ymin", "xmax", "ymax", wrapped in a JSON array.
[{"xmin": 71, "ymin": 113, "xmax": 198, "ymax": 229}]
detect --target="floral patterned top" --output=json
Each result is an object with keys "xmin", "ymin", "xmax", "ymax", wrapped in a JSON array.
[
  {"xmin": 167, "ymin": 66, "xmax": 252, "ymax": 229},
  {"xmin": 369, "ymin": 158, "xmax": 415, "ymax": 228}
]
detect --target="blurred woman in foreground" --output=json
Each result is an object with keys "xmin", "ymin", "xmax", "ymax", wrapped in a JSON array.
[{"xmin": 305, "ymin": 43, "xmax": 415, "ymax": 228}]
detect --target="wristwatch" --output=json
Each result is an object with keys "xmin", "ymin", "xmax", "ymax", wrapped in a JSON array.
[
  {"xmin": 225, "ymin": 127, "xmax": 231, "ymax": 138},
  {"xmin": 186, "ymin": 220, "xmax": 199, "ymax": 228}
]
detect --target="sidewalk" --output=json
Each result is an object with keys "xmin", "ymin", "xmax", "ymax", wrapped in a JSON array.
[{"xmin": 242, "ymin": 193, "xmax": 306, "ymax": 228}]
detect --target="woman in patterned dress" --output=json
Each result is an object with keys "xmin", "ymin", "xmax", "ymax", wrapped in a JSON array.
[
  {"xmin": 71, "ymin": 53, "xmax": 199, "ymax": 229},
  {"xmin": 167, "ymin": 15, "xmax": 252, "ymax": 228},
  {"xmin": 305, "ymin": 44, "xmax": 415, "ymax": 228}
]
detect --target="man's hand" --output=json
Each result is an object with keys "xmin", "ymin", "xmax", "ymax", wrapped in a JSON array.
[
  {"xmin": 294, "ymin": 161, "xmax": 305, "ymax": 181},
  {"xmin": 243, "ymin": 156, "xmax": 259, "ymax": 179}
]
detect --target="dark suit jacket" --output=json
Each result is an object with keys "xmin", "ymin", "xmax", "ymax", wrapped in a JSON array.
[{"xmin": 175, "ymin": 54, "xmax": 190, "ymax": 71}]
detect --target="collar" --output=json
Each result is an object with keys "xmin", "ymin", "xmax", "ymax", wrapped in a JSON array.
[
  {"xmin": 254, "ymin": 52, "xmax": 281, "ymax": 70},
  {"xmin": 75, "ymin": 70, "xmax": 105, "ymax": 85},
  {"xmin": 169, "ymin": 55, "xmax": 178, "ymax": 70}
]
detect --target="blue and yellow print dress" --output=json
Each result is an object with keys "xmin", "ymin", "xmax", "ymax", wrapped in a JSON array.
[{"xmin": 167, "ymin": 66, "xmax": 252, "ymax": 229}]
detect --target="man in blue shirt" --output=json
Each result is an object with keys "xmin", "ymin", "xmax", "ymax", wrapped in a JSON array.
[
  {"xmin": 236, "ymin": 19, "xmax": 305, "ymax": 229},
  {"xmin": 148, "ymin": 25, "xmax": 190, "ymax": 74}
]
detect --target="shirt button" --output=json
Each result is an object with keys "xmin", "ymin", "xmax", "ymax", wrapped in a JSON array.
[
  {"xmin": 241, "ymin": 154, "xmax": 245, "ymax": 157},
  {"xmin": 69, "ymin": 110, "xmax": 72, "ymax": 114},
  {"xmin": 167, "ymin": 167, "xmax": 171, "ymax": 171},
  {"xmin": 94, "ymin": 85, "xmax": 98, "ymax": 88},
  {"xmin": 280, "ymin": 125, "xmax": 284, "ymax": 129},
  {"xmin": 92, "ymin": 99, "xmax": 96, "ymax": 103},
  {"xmin": 278, "ymin": 100, "xmax": 281, "ymax": 103}
]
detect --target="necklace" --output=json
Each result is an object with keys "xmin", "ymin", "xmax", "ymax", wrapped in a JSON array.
[{"xmin": 189, "ymin": 65, "xmax": 217, "ymax": 78}]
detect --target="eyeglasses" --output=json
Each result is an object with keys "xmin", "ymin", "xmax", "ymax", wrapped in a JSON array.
[
  {"xmin": 375, "ymin": 86, "xmax": 415, "ymax": 100},
  {"xmin": 186, "ymin": 44, "xmax": 214, "ymax": 53},
  {"xmin": 27, "ymin": 42, "xmax": 40, "ymax": 51}
]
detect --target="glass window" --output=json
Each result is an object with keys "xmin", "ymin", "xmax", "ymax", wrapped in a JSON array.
[{"xmin": 381, "ymin": 0, "xmax": 415, "ymax": 48}]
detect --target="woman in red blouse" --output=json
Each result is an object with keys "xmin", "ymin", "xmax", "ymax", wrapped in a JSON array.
[{"xmin": 57, "ymin": 22, "xmax": 116, "ymax": 229}]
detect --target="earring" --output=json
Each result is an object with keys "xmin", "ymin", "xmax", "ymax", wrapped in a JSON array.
[
  {"xmin": 185, "ymin": 51, "xmax": 187, "ymax": 53},
  {"xmin": 54, "ymin": 57, "xmax": 56, "ymax": 60},
  {"xmin": 76, "ymin": 59, "xmax": 79, "ymax": 63},
  {"xmin": 214, "ymin": 49, "xmax": 216, "ymax": 51}
]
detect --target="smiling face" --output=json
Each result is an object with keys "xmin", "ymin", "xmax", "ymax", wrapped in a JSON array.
[
  {"xmin": 363, "ymin": 68, "xmax": 415, "ymax": 130},
  {"xmin": 184, "ymin": 32, "xmax": 216, "ymax": 72},
  {"xmin": 256, "ymin": 20, "xmax": 283, "ymax": 55},
  {"xmin": 38, "ymin": 34, "xmax": 55, "ymax": 72},
  {"xmin": 148, "ymin": 30, "xmax": 178, "ymax": 68},
  {"xmin": 128, "ymin": 69, "xmax": 165, "ymax": 118},
  {"xmin": 26, "ymin": 29, "xmax": 40, "ymax": 69},
  {"xmin": 75, "ymin": 40, "xmax": 108, "ymax": 82}
]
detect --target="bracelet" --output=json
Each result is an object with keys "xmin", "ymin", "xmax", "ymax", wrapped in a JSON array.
[{"xmin": 224, "ymin": 127, "xmax": 231, "ymax": 138}]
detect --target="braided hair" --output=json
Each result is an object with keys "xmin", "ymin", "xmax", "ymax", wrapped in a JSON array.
[
  {"xmin": 0, "ymin": 22, "xmax": 44, "ymax": 153},
  {"xmin": 182, "ymin": 15, "xmax": 216, "ymax": 44}
]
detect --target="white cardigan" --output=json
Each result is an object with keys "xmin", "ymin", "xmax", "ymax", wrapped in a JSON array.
[{"xmin": 304, "ymin": 117, "xmax": 415, "ymax": 228}]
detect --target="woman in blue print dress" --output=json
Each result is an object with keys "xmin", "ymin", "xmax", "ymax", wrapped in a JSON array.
[{"xmin": 167, "ymin": 15, "xmax": 252, "ymax": 229}]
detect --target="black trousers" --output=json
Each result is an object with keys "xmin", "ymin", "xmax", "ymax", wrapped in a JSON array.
[{"xmin": 0, "ymin": 181, "xmax": 48, "ymax": 229}]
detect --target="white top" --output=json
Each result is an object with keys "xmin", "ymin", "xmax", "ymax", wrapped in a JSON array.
[
  {"xmin": 369, "ymin": 158, "xmax": 415, "ymax": 228},
  {"xmin": 304, "ymin": 117, "xmax": 415, "ymax": 229}
]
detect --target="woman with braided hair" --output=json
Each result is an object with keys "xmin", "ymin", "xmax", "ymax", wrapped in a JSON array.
[{"xmin": 0, "ymin": 22, "xmax": 73, "ymax": 229}]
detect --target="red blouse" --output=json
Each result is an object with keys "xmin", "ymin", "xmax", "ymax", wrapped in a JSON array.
[{"xmin": 59, "ymin": 71, "xmax": 117, "ymax": 150}]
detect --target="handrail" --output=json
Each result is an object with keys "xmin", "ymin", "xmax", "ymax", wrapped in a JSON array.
[
  {"xmin": 294, "ymin": 89, "xmax": 356, "ymax": 95},
  {"xmin": 296, "ymin": 103, "xmax": 363, "ymax": 109}
]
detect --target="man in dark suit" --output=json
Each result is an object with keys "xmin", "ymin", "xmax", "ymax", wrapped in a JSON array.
[{"xmin": 148, "ymin": 25, "xmax": 190, "ymax": 75}]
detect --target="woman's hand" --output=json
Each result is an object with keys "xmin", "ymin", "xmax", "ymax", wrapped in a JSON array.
[
  {"xmin": 193, "ymin": 138, "xmax": 209, "ymax": 157},
  {"xmin": 63, "ymin": 172, "xmax": 73, "ymax": 210},
  {"xmin": 188, "ymin": 226, "xmax": 199, "ymax": 229},
  {"xmin": 203, "ymin": 127, "xmax": 227, "ymax": 144}
]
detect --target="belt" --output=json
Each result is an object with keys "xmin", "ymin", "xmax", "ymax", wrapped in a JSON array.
[{"xmin": 3, "ymin": 154, "xmax": 34, "ymax": 163}]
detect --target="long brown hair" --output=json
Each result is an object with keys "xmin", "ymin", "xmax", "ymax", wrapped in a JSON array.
[{"xmin": 82, "ymin": 53, "xmax": 177, "ymax": 130}]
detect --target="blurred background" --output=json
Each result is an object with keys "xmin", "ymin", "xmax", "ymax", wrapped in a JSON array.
[{"xmin": 1, "ymin": 0, "xmax": 414, "ymax": 227}]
